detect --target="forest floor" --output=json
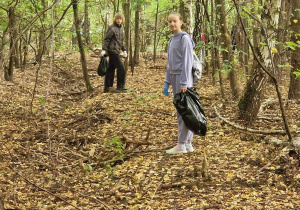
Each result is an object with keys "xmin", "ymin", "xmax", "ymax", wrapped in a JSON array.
[{"xmin": 0, "ymin": 52, "xmax": 300, "ymax": 209}]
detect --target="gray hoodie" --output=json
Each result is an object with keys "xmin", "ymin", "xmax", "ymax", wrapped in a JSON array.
[{"xmin": 164, "ymin": 31, "xmax": 195, "ymax": 88}]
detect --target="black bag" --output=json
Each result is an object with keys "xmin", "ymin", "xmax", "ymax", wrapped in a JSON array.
[
  {"xmin": 173, "ymin": 87, "xmax": 207, "ymax": 136},
  {"xmin": 97, "ymin": 56, "xmax": 108, "ymax": 76}
]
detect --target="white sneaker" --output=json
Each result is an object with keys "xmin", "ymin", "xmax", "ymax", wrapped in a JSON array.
[
  {"xmin": 185, "ymin": 143, "xmax": 194, "ymax": 152},
  {"xmin": 166, "ymin": 144, "xmax": 187, "ymax": 154}
]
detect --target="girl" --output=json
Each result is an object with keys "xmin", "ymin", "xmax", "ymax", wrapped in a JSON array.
[{"xmin": 163, "ymin": 12, "xmax": 195, "ymax": 154}]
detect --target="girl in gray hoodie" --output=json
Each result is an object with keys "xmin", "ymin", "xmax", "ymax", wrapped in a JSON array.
[{"xmin": 163, "ymin": 12, "xmax": 195, "ymax": 154}]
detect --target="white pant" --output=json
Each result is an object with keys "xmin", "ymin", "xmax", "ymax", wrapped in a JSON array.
[{"xmin": 170, "ymin": 74, "xmax": 194, "ymax": 143}]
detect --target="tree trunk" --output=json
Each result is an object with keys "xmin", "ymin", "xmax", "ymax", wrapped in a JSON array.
[
  {"xmin": 83, "ymin": 0, "xmax": 90, "ymax": 45},
  {"xmin": 193, "ymin": 0, "xmax": 202, "ymax": 51},
  {"xmin": 13, "ymin": 35, "xmax": 20, "ymax": 69},
  {"xmin": 210, "ymin": 0, "xmax": 216, "ymax": 85},
  {"xmin": 22, "ymin": 30, "xmax": 31, "ymax": 70},
  {"xmin": 288, "ymin": 0, "xmax": 300, "ymax": 99},
  {"xmin": 238, "ymin": 0, "xmax": 281, "ymax": 124},
  {"xmin": 243, "ymin": 16, "xmax": 249, "ymax": 77},
  {"xmin": 215, "ymin": 0, "xmax": 241, "ymax": 100},
  {"xmin": 273, "ymin": 0, "xmax": 292, "ymax": 82},
  {"xmin": 72, "ymin": 0, "xmax": 92, "ymax": 92},
  {"xmin": 5, "ymin": 7, "xmax": 17, "ymax": 81},
  {"xmin": 153, "ymin": 1, "xmax": 159, "ymax": 63},
  {"xmin": 133, "ymin": 4, "xmax": 141, "ymax": 66},
  {"xmin": 183, "ymin": 0, "xmax": 193, "ymax": 35},
  {"xmin": 140, "ymin": 6, "xmax": 146, "ymax": 52},
  {"xmin": 122, "ymin": 1, "xmax": 130, "ymax": 79},
  {"xmin": 36, "ymin": 0, "xmax": 46, "ymax": 64}
]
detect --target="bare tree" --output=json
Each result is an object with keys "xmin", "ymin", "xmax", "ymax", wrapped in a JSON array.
[
  {"xmin": 72, "ymin": 0, "xmax": 92, "ymax": 91},
  {"xmin": 215, "ymin": 0, "xmax": 241, "ymax": 100},
  {"xmin": 133, "ymin": 4, "xmax": 141, "ymax": 67}
]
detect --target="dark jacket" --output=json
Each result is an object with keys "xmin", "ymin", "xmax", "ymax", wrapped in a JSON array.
[{"xmin": 102, "ymin": 23, "xmax": 126, "ymax": 55}]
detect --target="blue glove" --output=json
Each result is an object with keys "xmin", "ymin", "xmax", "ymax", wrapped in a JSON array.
[{"xmin": 163, "ymin": 85, "xmax": 169, "ymax": 96}]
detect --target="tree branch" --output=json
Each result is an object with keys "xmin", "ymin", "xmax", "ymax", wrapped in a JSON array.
[{"xmin": 214, "ymin": 105, "xmax": 287, "ymax": 135}]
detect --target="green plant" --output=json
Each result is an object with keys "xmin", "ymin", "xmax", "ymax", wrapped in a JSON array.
[{"xmin": 106, "ymin": 137, "xmax": 125, "ymax": 157}]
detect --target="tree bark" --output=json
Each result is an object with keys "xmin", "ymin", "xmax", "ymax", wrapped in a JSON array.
[
  {"xmin": 83, "ymin": 0, "xmax": 90, "ymax": 45},
  {"xmin": 153, "ymin": 0, "xmax": 159, "ymax": 63},
  {"xmin": 288, "ymin": 0, "xmax": 300, "ymax": 99},
  {"xmin": 72, "ymin": 0, "xmax": 92, "ymax": 92},
  {"xmin": 36, "ymin": 0, "xmax": 47, "ymax": 64},
  {"xmin": 238, "ymin": 0, "xmax": 282, "ymax": 125},
  {"xmin": 183, "ymin": 0, "xmax": 193, "ymax": 35},
  {"xmin": 133, "ymin": 4, "xmax": 141, "ymax": 66},
  {"xmin": 215, "ymin": 0, "xmax": 241, "ymax": 100},
  {"xmin": 5, "ymin": 7, "xmax": 17, "ymax": 81},
  {"xmin": 122, "ymin": 1, "xmax": 130, "ymax": 78},
  {"xmin": 273, "ymin": 0, "xmax": 292, "ymax": 82},
  {"xmin": 193, "ymin": 0, "xmax": 203, "ymax": 51},
  {"xmin": 209, "ymin": 0, "xmax": 216, "ymax": 85}
]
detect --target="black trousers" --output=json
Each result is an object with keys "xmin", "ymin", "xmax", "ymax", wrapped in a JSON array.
[{"xmin": 104, "ymin": 54, "xmax": 126, "ymax": 89}]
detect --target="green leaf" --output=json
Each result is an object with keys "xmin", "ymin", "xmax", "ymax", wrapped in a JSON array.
[
  {"xmin": 293, "ymin": 69, "xmax": 300, "ymax": 79},
  {"xmin": 259, "ymin": 42, "xmax": 267, "ymax": 46},
  {"xmin": 84, "ymin": 164, "xmax": 93, "ymax": 171},
  {"xmin": 40, "ymin": 98, "xmax": 46, "ymax": 105},
  {"xmin": 277, "ymin": 64, "xmax": 293, "ymax": 69}
]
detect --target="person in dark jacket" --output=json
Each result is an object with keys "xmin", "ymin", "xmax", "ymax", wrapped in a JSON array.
[{"xmin": 101, "ymin": 13, "xmax": 127, "ymax": 93}]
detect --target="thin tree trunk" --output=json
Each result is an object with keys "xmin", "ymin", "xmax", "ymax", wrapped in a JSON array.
[
  {"xmin": 123, "ymin": 1, "xmax": 130, "ymax": 79},
  {"xmin": 243, "ymin": 16, "xmax": 249, "ymax": 77},
  {"xmin": 5, "ymin": 7, "xmax": 17, "ymax": 81},
  {"xmin": 183, "ymin": 0, "xmax": 193, "ymax": 35},
  {"xmin": 83, "ymin": 0, "xmax": 90, "ymax": 45},
  {"xmin": 133, "ymin": 4, "xmax": 141, "ymax": 66},
  {"xmin": 288, "ymin": 0, "xmax": 300, "ymax": 99},
  {"xmin": 193, "ymin": 0, "xmax": 202, "ymax": 48},
  {"xmin": 216, "ymin": 39, "xmax": 225, "ymax": 102},
  {"xmin": 210, "ymin": 0, "xmax": 216, "ymax": 85},
  {"xmin": 72, "ymin": 0, "xmax": 92, "ymax": 92},
  {"xmin": 22, "ymin": 30, "xmax": 31, "ymax": 70},
  {"xmin": 36, "ymin": 0, "xmax": 46, "ymax": 64},
  {"xmin": 153, "ymin": 1, "xmax": 159, "ymax": 63},
  {"xmin": 215, "ymin": 0, "xmax": 241, "ymax": 100},
  {"xmin": 140, "ymin": 6, "xmax": 146, "ymax": 52}
]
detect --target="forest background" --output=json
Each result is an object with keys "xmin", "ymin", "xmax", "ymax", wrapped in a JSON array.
[{"xmin": 0, "ymin": 0, "xmax": 300, "ymax": 209}]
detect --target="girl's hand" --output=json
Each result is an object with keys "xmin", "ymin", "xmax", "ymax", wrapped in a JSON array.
[{"xmin": 181, "ymin": 87, "xmax": 187, "ymax": 93}]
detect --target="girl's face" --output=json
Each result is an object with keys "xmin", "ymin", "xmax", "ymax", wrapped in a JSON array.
[
  {"xmin": 168, "ymin": 14, "xmax": 182, "ymax": 34},
  {"xmin": 116, "ymin": 18, "xmax": 123, "ymax": 26}
]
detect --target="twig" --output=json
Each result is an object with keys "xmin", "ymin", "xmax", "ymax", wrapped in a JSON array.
[
  {"xmin": 257, "ymin": 156, "xmax": 280, "ymax": 175},
  {"xmin": 108, "ymin": 178, "xmax": 124, "ymax": 195}
]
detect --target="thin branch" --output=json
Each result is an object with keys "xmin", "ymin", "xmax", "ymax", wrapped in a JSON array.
[{"xmin": 214, "ymin": 105, "xmax": 287, "ymax": 135}]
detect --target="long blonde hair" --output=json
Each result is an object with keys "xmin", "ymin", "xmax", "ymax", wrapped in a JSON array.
[{"xmin": 168, "ymin": 12, "xmax": 186, "ymax": 29}]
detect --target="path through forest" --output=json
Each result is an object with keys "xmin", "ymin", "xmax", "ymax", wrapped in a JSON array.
[{"xmin": 0, "ymin": 53, "xmax": 299, "ymax": 209}]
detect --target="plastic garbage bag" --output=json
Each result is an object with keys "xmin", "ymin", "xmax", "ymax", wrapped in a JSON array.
[
  {"xmin": 97, "ymin": 56, "xmax": 108, "ymax": 76},
  {"xmin": 173, "ymin": 87, "xmax": 207, "ymax": 136},
  {"xmin": 192, "ymin": 51, "xmax": 202, "ymax": 84}
]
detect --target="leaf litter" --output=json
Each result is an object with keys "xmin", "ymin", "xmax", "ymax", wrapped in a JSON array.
[{"xmin": 0, "ymin": 52, "xmax": 299, "ymax": 209}]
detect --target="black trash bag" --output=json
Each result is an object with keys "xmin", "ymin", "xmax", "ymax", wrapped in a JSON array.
[
  {"xmin": 173, "ymin": 87, "xmax": 207, "ymax": 136},
  {"xmin": 97, "ymin": 56, "xmax": 108, "ymax": 76}
]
